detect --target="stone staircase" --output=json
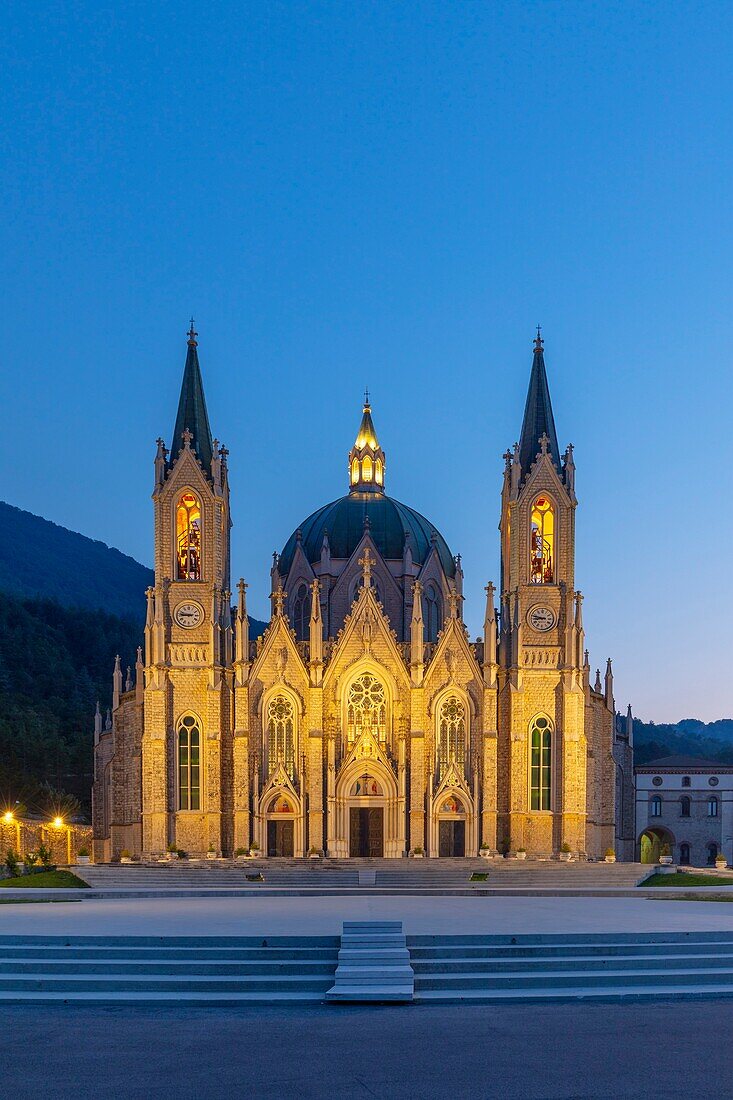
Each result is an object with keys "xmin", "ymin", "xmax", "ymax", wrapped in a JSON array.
[
  {"xmin": 327, "ymin": 921, "xmax": 414, "ymax": 1002},
  {"xmin": 0, "ymin": 935, "xmax": 339, "ymax": 1004},
  {"xmin": 408, "ymin": 931, "xmax": 733, "ymax": 1003},
  {"xmin": 73, "ymin": 859, "xmax": 648, "ymax": 895}
]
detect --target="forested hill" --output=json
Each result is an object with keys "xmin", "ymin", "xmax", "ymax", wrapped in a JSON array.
[
  {"xmin": 0, "ymin": 501, "xmax": 153, "ymax": 623},
  {"xmin": 633, "ymin": 718, "xmax": 733, "ymax": 765}
]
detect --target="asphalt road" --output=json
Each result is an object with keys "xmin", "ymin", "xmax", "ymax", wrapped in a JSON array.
[{"xmin": 2, "ymin": 999, "xmax": 732, "ymax": 1099}]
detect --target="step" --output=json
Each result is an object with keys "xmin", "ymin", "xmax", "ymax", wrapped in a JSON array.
[
  {"xmin": 413, "ymin": 966, "xmax": 733, "ymax": 991},
  {"xmin": 327, "ymin": 921, "xmax": 415, "ymax": 1003}
]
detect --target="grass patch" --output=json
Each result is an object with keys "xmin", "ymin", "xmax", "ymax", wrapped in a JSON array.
[
  {"xmin": 642, "ymin": 871, "xmax": 733, "ymax": 888},
  {"xmin": 470, "ymin": 872, "xmax": 489, "ymax": 881},
  {"xmin": 0, "ymin": 869, "xmax": 90, "ymax": 889},
  {"xmin": 0, "ymin": 896, "xmax": 83, "ymax": 904},
  {"xmin": 651, "ymin": 893, "xmax": 733, "ymax": 903}
]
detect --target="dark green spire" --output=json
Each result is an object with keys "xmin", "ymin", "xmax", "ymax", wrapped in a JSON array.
[
  {"xmin": 518, "ymin": 328, "xmax": 561, "ymax": 482},
  {"xmin": 172, "ymin": 320, "xmax": 214, "ymax": 473}
]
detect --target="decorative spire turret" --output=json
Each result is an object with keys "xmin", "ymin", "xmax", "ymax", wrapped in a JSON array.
[
  {"xmin": 348, "ymin": 394, "xmax": 386, "ymax": 493},
  {"xmin": 172, "ymin": 320, "xmax": 214, "ymax": 471},
  {"xmin": 517, "ymin": 328, "xmax": 562, "ymax": 484}
]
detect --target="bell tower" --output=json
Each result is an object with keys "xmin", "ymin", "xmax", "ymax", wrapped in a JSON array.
[
  {"xmin": 142, "ymin": 322, "xmax": 233, "ymax": 858},
  {"xmin": 497, "ymin": 330, "xmax": 586, "ymax": 857}
]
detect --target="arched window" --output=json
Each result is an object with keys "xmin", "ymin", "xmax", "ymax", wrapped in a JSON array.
[
  {"xmin": 682, "ymin": 776, "xmax": 691, "ymax": 787},
  {"xmin": 351, "ymin": 458, "xmax": 359, "ymax": 485},
  {"xmin": 375, "ymin": 459, "xmax": 383, "ymax": 486},
  {"xmin": 680, "ymin": 796, "xmax": 691, "ymax": 817},
  {"xmin": 530, "ymin": 716, "xmax": 552, "ymax": 811},
  {"xmin": 176, "ymin": 492, "xmax": 202, "ymax": 580},
  {"xmin": 707, "ymin": 842, "xmax": 718, "ymax": 866},
  {"xmin": 177, "ymin": 715, "xmax": 200, "ymax": 810},
  {"xmin": 361, "ymin": 455, "xmax": 373, "ymax": 482},
  {"xmin": 679, "ymin": 842, "xmax": 691, "ymax": 865},
  {"xmin": 292, "ymin": 583, "xmax": 310, "ymax": 641},
  {"xmin": 650, "ymin": 795, "xmax": 662, "ymax": 817},
  {"xmin": 530, "ymin": 496, "xmax": 554, "ymax": 584},
  {"xmin": 423, "ymin": 583, "xmax": 443, "ymax": 643},
  {"xmin": 347, "ymin": 673, "xmax": 387, "ymax": 744},
  {"xmin": 437, "ymin": 695, "xmax": 466, "ymax": 778},
  {"xmin": 267, "ymin": 695, "xmax": 295, "ymax": 778},
  {"xmin": 708, "ymin": 796, "xmax": 719, "ymax": 817}
]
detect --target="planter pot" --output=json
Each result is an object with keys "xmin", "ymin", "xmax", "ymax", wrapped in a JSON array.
[
  {"xmin": 479, "ymin": 850, "xmax": 492, "ymax": 860},
  {"xmin": 249, "ymin": 850, "xmax": 261, "ymax": 859},
  {"xmin": 206, "ymin": 852, "xmax": 217, "ymax": 860},
  {"xmin": 558, "ymin": 852, "xmax": 572, "ymax": 862},
  {"xmin": 604, "ymin": 854, "xmax": 616, "ymax": 863},
  {"xmin": 716, "ymin": 860, "xmax": 728, "ymax": 871},
  {"xmin": 120, "ymin": 857, "xmax": 133, "ymax": 864},
  {"xmin": 308, "ymin": 853, "xmax": 320, "ymax": 859},
  {"xmin": 77, "ymin": 856, "xmax": 90, "ymax": 866},
  {"xmin": 235, "ymin": 855, "xmax": 248, "ymax": 862},
  {"xmin": 515, "ymin": 851, "xmax": 527, "ymax": 860},
  {"xmin": 659, "ymin": 856, "xmax": 674, "ymax": 866},
  {"xmin": 412, "ymin": 852, "xmax": 424, "ymax": 859},
  {"xmin": 166, "ymin": 852, "xmax": 178, "ymax": 861}
]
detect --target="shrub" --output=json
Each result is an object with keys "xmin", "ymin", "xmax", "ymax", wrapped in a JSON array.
[
  {"xmin": 661, "ymin": 844, "xmax": 671, "ymax": 857},
  {"xmin": 78, "ymin": 847, "xmax": 90, "ymax": 857},
  {"xmin": 605, "ymin": 848, "xmax": 615, "ymax": 858},
  {"xmin": 412, "ymin": 846, "xmax": 424, "ymax": 855},
  {"xmin": 560, "ymin": 842, "xmax": 572, "ymax": 853},
  {"xmin": 207, "ymin": 845, "xmax": 215, "ymax": 853},
  {"xmin": 517, "ymin": 846, "xmax": 526, "ymax": 853},
  {"xmin": 37, "ymin": 844, "xmax": 53, "ymax": 868},
  {"xmin": 5, "ymin": 850, "xmax": 20, "ymax": 877},
  {"xmin": 120, "ymin": 849, "xmax": 131, "ymax": 859},
  {"xmin": 176, "ymin": 849, "xmax": 187, "ymax": 859},
  {"xmin": 166, "ymin": 843, "xmax": 177, "ymax": 853},
  {"xmin": 234, "ymin": 847, "xmax": 247, "ymax": 857},
  {"xmin": 23, "ymin": 851, "xmax": 39, "ymax": 868},
  {"xmin": 308, "ymin": 846, "xmax": 320, "ymax": 855},
  {"xmin": 250, "ymin": 841, "xmax": 260, "ymax": 851}
]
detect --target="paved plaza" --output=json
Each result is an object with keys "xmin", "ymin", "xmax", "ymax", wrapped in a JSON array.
[{"xmin": 2, "ymin": 892, "xmax": 733, "ymax": 938}]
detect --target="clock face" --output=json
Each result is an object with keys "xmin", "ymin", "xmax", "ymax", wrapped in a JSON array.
[
  {"xmin": 528, "ymin": 605, "xmax": 556, "ymax": 632},
  {"xmin": 174, "ymin": 601, "xmax": 203, "ymax": 629}
]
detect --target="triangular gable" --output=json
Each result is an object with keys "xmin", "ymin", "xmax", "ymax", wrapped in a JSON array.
[
  {"xmin": 424, "ymin": 613, "xmax": 481, "ymax": 691},
  {"xmin": 324, "ymin": 581, "xmax": 409, "ymax": 692},
  {"xmin": 259, "ymin": 763, "xmax": 301, "ymax": 812},
  {"xmin": 250, "ymin": 613, "xmax": 309, "ymax": 687},
  {"xmin": 330, "ymin": 531, "xmax": 402, "ymax": 608},
  {"xmin": 433, "ymin": 761, "xmax": 473, "ymax": 805}
]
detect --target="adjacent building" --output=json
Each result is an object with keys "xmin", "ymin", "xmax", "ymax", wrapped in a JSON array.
[{"xmin": 635, "ymin": 755, "xmax": 733, "ymax": 865}]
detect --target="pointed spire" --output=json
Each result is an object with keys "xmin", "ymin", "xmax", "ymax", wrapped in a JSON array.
[
  {"xmin": 309, "ymin": 579, "xmax": 323, "ymax": 682},
  {"xmin": 94, "ymin": 700, "xmax": 102, "ymax": 744},
  {"xmin": 626, "ymin": 703, "xmax": 634, "ymax": 746},
  {"xmin": 172, "ymin": 321, "xmax": 214, "ymax": 471},
  {"xmin": 348, "ymin": 394, "xmax": 386, "ymax": 493},
  {"xmin": 410, "ymin": 580, "xmax": 424, "ymax": 680},
  {"xmin": 112, "ymin": 654, "xmax": 122, "ymax": 711},
  {"xmin": 517, "ymin": 328, "xmax": 562, "ymax": 483}
]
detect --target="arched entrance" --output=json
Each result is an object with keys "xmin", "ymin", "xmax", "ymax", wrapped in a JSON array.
[
  {"xmin": 330, "ymin": 746, "xmax": 403, "ymax": 858},
  {"xmin": 266, "ymin": 794, "xmax": 296, "ymax": 857},
  {"xmin": 437, "ymin": 794, "xmax": 467, "ymax": 856},
  {"xmin": 348, "ymin": 774, "xmax": 385, "ymax": 857},
  {"xmin": 639, "ymin": 827, "xmax": 675, "ymax": 864}
]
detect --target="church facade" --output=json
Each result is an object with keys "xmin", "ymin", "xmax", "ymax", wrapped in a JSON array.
[{"xmin": 92, "ymin": 326, "xmax": 629, "ymax": 861}]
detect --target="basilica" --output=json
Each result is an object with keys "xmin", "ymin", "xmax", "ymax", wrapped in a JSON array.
[{"xmin": 92, "ymin": 326, "xmax": 631, "ymax": 861}]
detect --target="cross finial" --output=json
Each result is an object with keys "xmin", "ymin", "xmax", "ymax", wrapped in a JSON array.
[
  {"xmin": 188, "ymin": 318, "xmax": 198, "ymax": 347},
  {"xmin": 182, "ymin": 427, "xmax": 193, "ymax": 448},
  {"xmin": 358, "ymin": 547, "xmax": 375, "ymax": 583},
  {"xmin": 539, "ymin": 432, "xmax": 549, "ymax": 454},
  {"xmin": 534, "ymin": 324, "xmax": 543, "ymax": 352}
]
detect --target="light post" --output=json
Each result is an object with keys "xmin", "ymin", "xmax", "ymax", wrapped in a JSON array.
[
  {"xmin": 53, "ymin": 817, "xmax": 72, "ymax": 865},
  {"xmin": 3, "ymin": 810, "xmax": 21, "ymax": 855}
]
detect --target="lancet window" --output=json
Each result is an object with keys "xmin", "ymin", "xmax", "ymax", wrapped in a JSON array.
[
  {"xmin": 423, "ymin": 583, "xmax": 443, "ymax": 643},
  {"xmin": 436, "ymin": 695, "xmax": 466, "ymax": 779},
  {"xmin": 292, "ymin": 583, "xmax": 310, "ymax": 641},
  {"xmin": 530, "ymin": 496, "xmax": 554, "ymax": 584},
  {"xmin": 177, "ymin": 715, "xmax": 201, "ymax": 810},
  {"xmin": 530, "ymin": 715, "xmax": 552, "ymax": 811},
  {"xmin": 176, "ymin": 492, "xmax": 202, "ymax": 581},
  {"xmin": 347, "ymin": 673, "xmax": 387, "ymax": 744},
  {"xmin": 267, "ymin": 695, "xmax": 296, "ymax": 779}
]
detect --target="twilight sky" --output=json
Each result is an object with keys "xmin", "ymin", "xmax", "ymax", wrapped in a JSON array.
[{"xmin": 1, "ymin": 2, "xmax": 732, "ymax": 722}]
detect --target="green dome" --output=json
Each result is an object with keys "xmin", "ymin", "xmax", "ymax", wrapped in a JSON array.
[{"xmin": 279, "ymin": 492, "xmax": 456, "ymax": 579}]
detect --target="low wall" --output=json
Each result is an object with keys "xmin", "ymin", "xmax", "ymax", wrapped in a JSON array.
[{"xmin": 0, "ymin": 820, "xmax": 93, "ymax": 864}]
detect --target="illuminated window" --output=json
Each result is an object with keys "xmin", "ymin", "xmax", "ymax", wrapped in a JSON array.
[
  {"xmin": 176, "ymin": 492, "xmax": 202, "ymax": 581},
  {"xmin": 351, "ymin": 776, "xmax": 383, "ymax": 797},
  {"xmin": 347, "ymin": 673, "xmax": 386, "ymax": 743},
  {"xmin": 650, "ymin": 795, "xmax": 662, "ymax": 817},
  {"xmin": 292, "ymin": 583, "xmax": 310, "ymax": 641},
  {"xmin": 375, "ymin": 459, "xmax": 383, "ymax": 485},
  {"xmin": 530, "ymin": 716, "xmax": 552, "ymax": 810},
  {"xmin": 680, "ymin": 796, "xmax": 691, "ymax": 817},
  {"xmin": 351, "ymin": 458, "xmax": 359, "ymax": 486},
  {"xmin": 530, "ymin": 496, "xmax": 554, "ymax": 584},
  {"xmin": 267, "ymin": 695, "xmax": 295, "ymax": 778},
  {"xmin": 437, "ymin": 696, "xmax": 466, "ymax": 778},
  {"xmin": 423, "ymin": 583, "xmax": 443, "ymax": 643},
  {"xmin": 709, "ymin": 796, "xmax": 719, "ymax": 817},
  {"xmin": 362, "ymin": 456, "xmax": 373, "ymax": 482},
  {"xmin": 178, "ymin": 715, "xmax": 200, "ymax": 810}
]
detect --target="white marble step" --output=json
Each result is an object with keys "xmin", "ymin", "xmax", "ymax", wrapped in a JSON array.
[{"xmin": 327, "ymin": 920, "xmax": 415, "ymax": 1003}]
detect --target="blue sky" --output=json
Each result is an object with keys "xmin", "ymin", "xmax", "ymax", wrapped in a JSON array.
[{"xmin": 1, "ymin": 2, "xmax": 732, "ymax": 721}]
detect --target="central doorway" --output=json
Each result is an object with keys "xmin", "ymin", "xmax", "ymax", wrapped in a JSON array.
[
  {"xmin": 267, "ymin": 819, "xmax": 294, "ymax": 857},
  {"xmin": 349, "ymin": 807, "xmax": 384, "ymax": 857},
  {"xmin": 438, "ymin": 819, "xmax": 466, "ymax": 857}
]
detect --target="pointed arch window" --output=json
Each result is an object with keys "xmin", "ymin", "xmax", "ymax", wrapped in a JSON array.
[
  {"xmin": 347, "ymin": 673, "xmax": 386, "ymax": 744},
  {"xmin": 437, "ymin": 695, "xmax": 466, "ymax": 779},
  {"xmin": 530, "ymin": 496, "xmax": 554, "ymax": 584},
  {"xmin": 361, "ymin": 455, "xmax": 373, "ymax": 482},
  {"xmin": 177, "ymin": 715, "xmax": 200, "ymax": 810},
  {"xmin": 292, "ymin": 583, "xmax": 310, "ymax": 642},
  {"xmin": 423, "ymin": 583, "xmax": 443, "ymax": 643},
  {"xmin": 680, "ymin": 795, "xmax": 691, "ymax": 817},
  {"xmin": 530, "ymin": 716, "xmax": 552, "ymax": 810},
  {"xmin": 375, "ymin": 459, "xmax": 383, "ymax": 486},
  {"xmin": 267, "ymin": 695, "xmax": 296, "ymax": 779},
  {"xmin": 650, "ymin": 795, "xmax": 662, "ymax": 817},
  {"xmin": 176, "ymin": 492, "xmax": 202, "ymax": 581}
]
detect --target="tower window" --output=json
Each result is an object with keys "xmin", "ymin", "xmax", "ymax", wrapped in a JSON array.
[
  {"xmin": 351, "ymin": 458, "xmax": 359, "ymax": 485},
  {"xmin": 178, "ymin": 715, "xmax": 200, "ymax": 810},
  {"xmin": 292, "ymin": 583, "xmax": 310, "ymax": 642},
  {"xmin": 530, "ymin": 496, "xmax": 554, "ymax": 584},
  {"xmin": 530, "ymin": 716, "xmax": 552, "ymax": 810},
  {"xmin": 423, "ymin": 583, "xmax": 443, "ymax": 643},
  {"xmin": 375, "ymin": 459, "xmax": 383, "ymax": 485},
  {"xmin": 267, "ymin": 695, "xmax": 295, "ymax": 779},
  {"xmin": 682, "ymin": 776, "xmax": 691, "ymax": 787},
  {"xmin": 176, "ymin": 492, "xmax": 202, "ymax": 581},
  {"xmin": 680, "ymin": 796, "xmax": 691, "ymax": 817},
  {"xmin": 361, "ymin": 455, "xmax": 373, "ymax": 482},
  {"xmin": 437, "ymin": 695, "xmax": 466, "ymax": 779}
]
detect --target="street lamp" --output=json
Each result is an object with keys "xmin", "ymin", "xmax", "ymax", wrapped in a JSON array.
[
  {"xmin": 3, "ymin": 810, "xmax": 21, "ymax": 853},
  {"xmin": 53, "ymin": 817, "xmax": 72, "ymax": 865}
]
